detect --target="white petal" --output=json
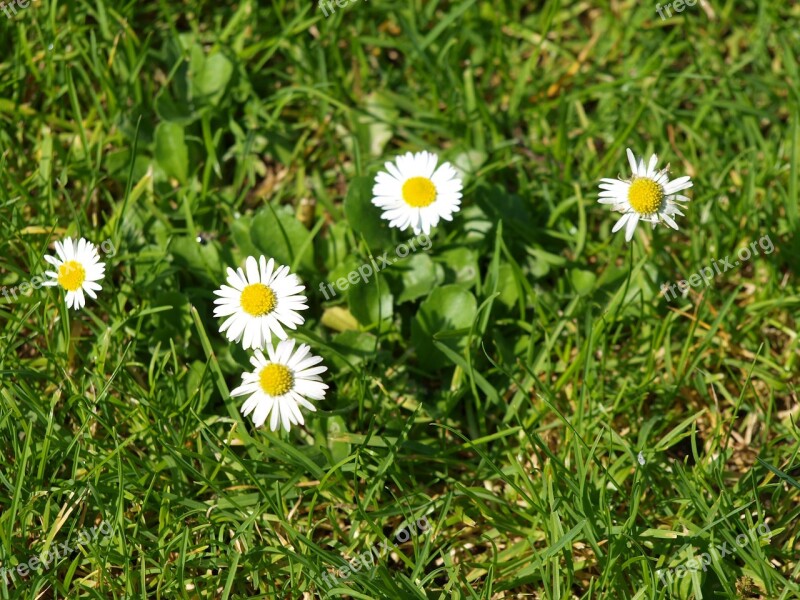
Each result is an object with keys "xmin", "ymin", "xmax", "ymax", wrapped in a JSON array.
[
  {"xmin": 664, "ymin": 177, "xmax": 693, "ymax": 195},
  {"xmin": 625, "ymin": 214, "xmax": 640, "ymax": 242},
  {"xmin": 245, "ymin": 256, "xmax": 260, "ymax": 285},
  {"xmin": 647, "ymin": 154, "xmax": 659, "ymax": 178},
  {"xmin": 612, "ymin": 213, "xmax": 631, "ymax": 233},
  {"xmin": 225, "ymin": 268, "xmax": 246, "ymax": 291},
  {"xmin": 253, "ymin": 397, "xmax": 273, "ymax": 428},
  {"xmin": 269, "ymin": 404, "xmax": 281, "ymax": 431},
  {"xmin": 661, "ymin": 213, "xmax": 679, "ymax": 230},
  {"xmin": 54, "ymin": 241, "xmax": 66, "ymax": 261},
  {"xmin": 626, "ymin": 148, "xmax": 638, "ymax": 174},
  {"xmin": 280, "ymin": 401, "xmax": 292, "ymax": 431},
  {"xmin": 226, "ymin": 315, "xmax": 248, "ymax": 343}
]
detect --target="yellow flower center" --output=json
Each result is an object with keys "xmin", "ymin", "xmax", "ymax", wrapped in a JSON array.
[
  {"xmin": 240, "ymin": 283, "xmax": 277, "ymax": 316},
  {"xmin": 627, "ymin": 178, "xmax": 664, "ymax": 215},
  {"xmin": 57, "ymin": 260, "xmax": 86, "ymax": 292},
  {"xmin": 401, "ymin": 176, "xmax": 437, "ymax": 207},
  {"xmin": 259, "ymin": 364, "xmax": 294, "ymax": 396}
]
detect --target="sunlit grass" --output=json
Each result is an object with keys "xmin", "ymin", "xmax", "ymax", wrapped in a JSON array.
[{"xmin": 1, "ymin": 0, "xmax": 798, "ymax": 598}]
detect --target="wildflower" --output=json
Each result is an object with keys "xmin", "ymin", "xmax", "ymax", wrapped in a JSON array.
[
  {"xmin": 371, "ymin": 151, "xmax": 463, "ymax": 235},
  {"xmin": 231, "ymin": 339, "xmax": 328, "ymax": 432},
  {"xmin": 213, "ymin": 256, "xmax": 308, "ymax": 350},
  {"xmin": 42, "ymin": 237, "xmax": 105, "ymax": 310},
  {"xmin": 598, "ymin": 148, "xmax": 693, "ymax": 242}
]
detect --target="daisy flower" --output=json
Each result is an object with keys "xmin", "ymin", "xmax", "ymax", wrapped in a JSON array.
[
  {"xmin": 598, "ymin": 148, "xmax": 693, "ymax": 242},
  {"xmin": 42, "ymin": 237, "xmax": 106, "ymax": 310},
  {"xmin": 231, "ymin": 339, "xmax": 328, "ymax": 432},
  {"xmin": 213, "ymin": 256, "xmax": 307, "ymax": 350},
  {"xmin": 371, "ymin": 150, "xmax": 463, "ymax": 235}
]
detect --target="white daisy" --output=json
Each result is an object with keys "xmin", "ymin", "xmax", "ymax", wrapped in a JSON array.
[
  {"xmin": 42, "ymin": 237, "xmax": 106, "ymax": 310},
  {"xmin": 371, "ymin": 150, "xmax": 463, "ymax": 235},
  {"xmin": 598, "ymin": 148, "xmax": 693, "ymax": 242},
  {"xmin": 213, "ymin": 256, "xmax": 308, "ymax": 350},
  {"xmin": 231, "ymin": 339, "xmax": 328, "ymax": 432}
]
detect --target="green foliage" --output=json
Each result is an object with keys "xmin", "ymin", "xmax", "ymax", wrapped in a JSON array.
[
  {"xmin": 0, "ymin": 0, "xmax": 798, "ymax": 598},
  {"xmin": 411, "ymin": 285, "xmax": 478, "ymax": 370}
]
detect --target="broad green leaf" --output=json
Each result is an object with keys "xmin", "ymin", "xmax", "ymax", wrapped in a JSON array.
[
  {"xmin": 392, "ymin": 253, "xmax": 437, "ymax": 303},
  {"xmin": 411, "ymin": 285, "xmax": 478, "ymax": 369},
  {"xmin": 451, "ymin": 149, "xmax": 487, "ymax": 183},
  {"xmin": 348, "ymin": 279, "xmax": 393, "ymax": 330},
  {"xmin": 191, "ymin": 51, "xmax": 234, "ymax": 106},
  {"xmin": 435, "ymin": 247, "xmax": 479, "ymax": 289},
  {"xmin": 571, "ymin": 268, "xmax": 597, "ymax": 296},
  {"xmin": 229, "ymin": 215, "xmax": 260, "ymax": 259},
  {"xmin": 344, "ymin": 176, "xmax": 393, "ymax": 249},
  {"xmin": 154, "ymin": 121, "xmax": 189, "ymax": 183},
  {"xmin": 155, "ymin": 90, "xmax": 196, "ymax": 124},
  {"xmin": 328, "ymin": 330, "xmax": 377, "ymax": 371},
  {"xmin": 320, "ymin": 221, "xmax": 352, "ymax": 273},
  {"xmin": 495, "ymin": 263, "xmax": 519, "ymax": 308},
  {"xmin": 171, "ymin": 237, "xmax": 224, "ymax": 281},
  {"xmin": 326, "ymin": 417, "xmax": 351, "ymax": 465},
  {"xmin": 327, "ymin": 255, "xmax": 363, "ymax": 299},
  {"xmin": 350, "ymin": 91, "xmax": 397, "ymax": 157},
  {"xmin": 250, "ymin": 204, "xmax": 314, "ymax": 271}
]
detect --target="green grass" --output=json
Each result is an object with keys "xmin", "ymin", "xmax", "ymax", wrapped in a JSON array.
[{"xmin": 1, "ymin": 0, "xmax": 799, "ymax": 598}]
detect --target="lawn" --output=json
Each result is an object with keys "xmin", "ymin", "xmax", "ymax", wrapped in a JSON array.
[{"xmin": 1, "ymin": 0, "xmax": 799, "ymax": 598}]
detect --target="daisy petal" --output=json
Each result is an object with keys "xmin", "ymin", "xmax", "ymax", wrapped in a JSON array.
[{"xmin": 625, "ymin": 213, "xmax": 640, "ymax": 242}]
